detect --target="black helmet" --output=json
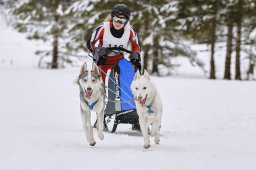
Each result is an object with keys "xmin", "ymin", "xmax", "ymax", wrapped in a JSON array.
[{"xmin": 111, "ymin": 4, "xmax": 131, "ymax": 20}]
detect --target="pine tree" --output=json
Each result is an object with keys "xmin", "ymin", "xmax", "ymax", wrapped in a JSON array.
[
  {"xmin": 68, "ymin": 0, "xmax": 200, "ymax": 76},
  {"xmin": 12, "ymin": 0, "xmax": 76, "ymax": 69},
  {"xmin": 177, "ymin": 0, "xmax": 226, "ymax": 79}
]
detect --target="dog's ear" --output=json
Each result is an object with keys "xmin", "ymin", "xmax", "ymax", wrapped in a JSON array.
[
  {"xmin": 134, "ymin": 70, "xmax": 141, "ymax": 80},
  {"xmin": 143, "ymin": 69, "xmax": 150, "ymax": 80},
  {"xmin": 92, "ymin": 63, "xmax": 100, "ymax": 75},
  {"xmin": 80, "ymin": 62, "xmax": 87, "ymax": 74}
]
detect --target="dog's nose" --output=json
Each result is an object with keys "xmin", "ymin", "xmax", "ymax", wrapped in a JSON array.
[
  {"xmin": 137, "ymin": 96, "xmax": 143, "ymax": 101},
  {"xmin": 87, "ymin": 87, "xmax": 92, "ymax": 91}
]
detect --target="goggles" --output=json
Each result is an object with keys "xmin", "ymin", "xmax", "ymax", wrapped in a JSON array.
[{"xmin": 112, "ymin": 15, "xmax": 127, "ymax": 24}]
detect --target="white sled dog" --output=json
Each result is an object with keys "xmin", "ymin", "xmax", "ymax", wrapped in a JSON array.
[
  {"xmin": 131, "ymin": 70, "xmax": 163, "ymax": 149},
  {"xmin": 77, "ymin": 62, "xmax": 105, "ymax": 146}
]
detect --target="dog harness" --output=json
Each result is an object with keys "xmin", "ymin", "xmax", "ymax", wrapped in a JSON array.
[
  {"xmin": 146, "ymin": 105, "xmax": 154, "ymax": 115},
  {"xmin": 79, "ymin": 83, "xmax": 100, "ymax": 110},
  {"xmin": 84, "ymin": 99, "xmax": 99, "ymax": 110}
]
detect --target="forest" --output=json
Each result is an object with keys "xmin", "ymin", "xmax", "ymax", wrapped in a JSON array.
[{"xmin": 1, "ymin": 0, "xmax": 256, "ymax": 80}]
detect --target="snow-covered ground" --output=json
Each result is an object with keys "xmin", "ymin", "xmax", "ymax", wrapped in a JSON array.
[{"xmin": 1, "ymin": 18, "xmax": 256, "ymax": 170}]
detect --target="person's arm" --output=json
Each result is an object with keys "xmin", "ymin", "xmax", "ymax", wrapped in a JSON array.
[
  {"xmin": 129, "ymin": 27, "xmax": 142, "ymax": 71},
  {"xmin": 86, "ymin": 23, "xmax": 104, "ymax": 52},
  {"xmin": 129, "ymin": 27, "xmax": 141, "ymax": 53}
]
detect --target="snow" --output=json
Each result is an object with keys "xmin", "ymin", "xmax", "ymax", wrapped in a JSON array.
[
  {"xmin": 0, "ymin": 20, "xmax": 38, "ymax": 68},
  {"xmin": 1, "ymin": 17, "xmax": 256, "ymax": 170}
]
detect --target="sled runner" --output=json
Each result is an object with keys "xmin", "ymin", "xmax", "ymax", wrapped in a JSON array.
[{"xmin": 90, "ymin": 47, "xmax": 140, "ymax": 133}]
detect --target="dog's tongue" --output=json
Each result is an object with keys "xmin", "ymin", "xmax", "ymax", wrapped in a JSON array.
[
  {"xmin": 139, "ymin": 97, "xmax": 146, "ymax": 106},
  {"xmin": 85, "ymin": 91, "xmax": 93, "ymax": 99}
]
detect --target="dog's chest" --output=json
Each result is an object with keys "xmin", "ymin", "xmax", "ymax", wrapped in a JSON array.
[{"xmin": 137, "ymin": 105, "xmax": 157, "ymax": 117}]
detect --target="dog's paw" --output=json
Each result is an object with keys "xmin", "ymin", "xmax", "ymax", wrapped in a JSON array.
[
  {"xmin": 98, "ymin": 133, "xmax": 104, "ymax": 140},
  {"xmin": 89, "ymin": 141, "xmax": 96, "ymax": 146},
  {"xmin": 143, "ymin": 144, "xmax": 151, "ymax": 149}
]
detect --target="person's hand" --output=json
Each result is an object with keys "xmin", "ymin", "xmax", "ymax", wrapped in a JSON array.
[
  {"xmin": 96, "ymin": 47, "xmax": 109, "ymax": 57},
  {"xmin": 129, "ymin": 52, "xmax": 141, "ymax": 66},
  {"xmin": 94, "ymin": 47, "xmax": 109, "ymax": 65}
]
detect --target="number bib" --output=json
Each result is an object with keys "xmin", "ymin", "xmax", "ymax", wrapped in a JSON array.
[{"xmin": 102, "ymin": 22, "xmax": 130, "ymax": 53}]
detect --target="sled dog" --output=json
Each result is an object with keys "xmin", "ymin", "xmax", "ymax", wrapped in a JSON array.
[
  {"xmin": 77, "ymin": 62, "xmax": 105, "ymax": 146},
  {"xmin": 131, "ymin": 70, "xmax": 163, "ymax": 149}
]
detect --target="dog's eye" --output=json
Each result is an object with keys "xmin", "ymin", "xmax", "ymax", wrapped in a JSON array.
[
  {"xmin": 143, "ymin": 87, "xmax": 147, "ymax": 90},
  {"xmin": 92, "ymin": 79, "xmax": 96, "ymax": 82},
  {"xmin": 135, "ymin": 87, "xmax": 138, "ymax": 90},
  {"xmin": 83, "ymin": 78, "xmax": 87, "ymax": 82}
]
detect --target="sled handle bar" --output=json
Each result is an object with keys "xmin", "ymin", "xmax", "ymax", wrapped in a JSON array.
[{"xmin": 106, "ymin": 47, "xmax": 132, "ymax": 54}]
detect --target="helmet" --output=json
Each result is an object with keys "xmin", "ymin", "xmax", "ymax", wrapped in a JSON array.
[{"xmin": 111, "ymin": 4, "xmax": 131, "ymax": 20}]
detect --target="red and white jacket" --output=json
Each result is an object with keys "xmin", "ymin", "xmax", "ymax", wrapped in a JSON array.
[{"xmin": 87, "ymin": 22, "xmax": 141, "ymax": 56}]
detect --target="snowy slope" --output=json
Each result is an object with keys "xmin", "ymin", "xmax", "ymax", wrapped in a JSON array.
[
  {"xmin": 1, "ymin": 18, "xmax": 256, "ymax": 170},
  {"xmin": 1, "ymin": 67, "xmax": 256, "ymax": 170}
]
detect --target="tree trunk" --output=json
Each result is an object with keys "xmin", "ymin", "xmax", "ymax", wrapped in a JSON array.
[
  {"xmin": 142, "ymin": 11, "xmax": 149, "ymax": 72},
  {"xmin": 247, "ymin": 45, "xmax": 255, "ymax": 80},
  {"xmin": 151, "ymin": 35, "xmax": 160, "ymax": 75},
  {"xmin": 235, "ymin": 0, "xmax": 243, "ymax": 80},
  {"xmin": 209, "ymin": 16, "xmax": 217, "ymax": 79},
  {"xmin": 247, "ymin": 59, "xmax": 255, "ymax": 80},
  {"xmin": 224, "ymin": 19, "xmax": 233, "ymax": 80},
  {"xmin": 151, "ymin": 49, "xmax": 159, "ymax": 75},
  {"xmin": 51, "ymin": 32, "xmax": 59, "ymax": 69},
  {"xmin": 209, "ymin": 1, "xmax": 219, "ymax": 79},
  {"xmin": 51, "ymin": 0, "xmax": 59, "ymax": 69},
  {"xmin": 143, "ymin": 47, "xmax": 149, "ymax": 71}
]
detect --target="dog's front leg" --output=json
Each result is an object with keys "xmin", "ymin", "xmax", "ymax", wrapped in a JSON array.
[
  {"xmin": 86, "ymin": 110, "xmax": 96, "ymax": 146},
  {"xmin": 81, "ymin": 109, "xmax": 96, "ymax": 146},
  {"xmin": 139, "ymin": 115, "xmax": 150, "ymax": 149},
  {"xmin": 96, "ymin": 111, "xmax": 104, "ymax": 140},
  {"xmin": 154, "ymin": 118, "xmax": 161, "ymax": 144},
  {"xmin": 151, "ymin": 120, "xmax": 157, "ymax": 137}
]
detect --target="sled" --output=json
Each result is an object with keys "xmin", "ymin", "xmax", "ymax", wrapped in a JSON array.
[{"xmin": 95, "ymin": 47, "xmax": 140, "ymax": 133}]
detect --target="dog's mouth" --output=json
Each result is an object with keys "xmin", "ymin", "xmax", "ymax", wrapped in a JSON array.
[
  {"xmin": 85, "ymin": 90, "xmax": 93, "ymax": 99},
  {"xmin": 136, "ymin": 94, "xmax": 147, "ymax": 106}
]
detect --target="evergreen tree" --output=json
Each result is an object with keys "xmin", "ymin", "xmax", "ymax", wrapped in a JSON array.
[
  {"xmin": 12, "ymin": 0, "xmax": 76, "ymax": 69},
  {"xmin": 68, "ymin": 0, "xmax": 201, "ymax": 76},
  {"xmin": 177, "ymin": 0, "xmax": 226, "ymax": 79}
]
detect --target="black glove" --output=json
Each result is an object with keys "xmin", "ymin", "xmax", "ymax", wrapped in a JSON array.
[
  {"xmin": 96, "ymin": 47, "xmax": 109, "ymax": 57},
  {"xmin": 94, "ymin": 47, "xmax": 109, "ymax": 65},
  {"xmin": 129, "ymin": 52, "xmax": 141, "ymax": 66},
  {"xmin": 97, "ymin": 55, "xmax": 107, "ymax": 65}
]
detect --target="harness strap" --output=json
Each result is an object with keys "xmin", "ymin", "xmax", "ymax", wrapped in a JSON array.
[
  {"xmin": 85, "ymin": 99, "xmax": 99, "ymax": 110},
  {"xmin": 146, "ymin": 105, "xmax": 155, "ymax": 114},
  {"xmin": 101, "ymin": 84, "xmax": 136, "ymax": 107},
  {"xmin": 97, "ymin": 64, "xmax": 134, "ymax": 100},
  {"xmin": 83, "ymin": 99, "xmax": 99, "ymax": 110},
  {"xmin": 79, "ymin": 86, "xmax": 100, "ymax": 110}
]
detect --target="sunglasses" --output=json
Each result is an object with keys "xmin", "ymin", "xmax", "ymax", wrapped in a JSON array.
[{"xmin": 112, "ymin": 15, "xmax": 127, "ymax": 24}]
